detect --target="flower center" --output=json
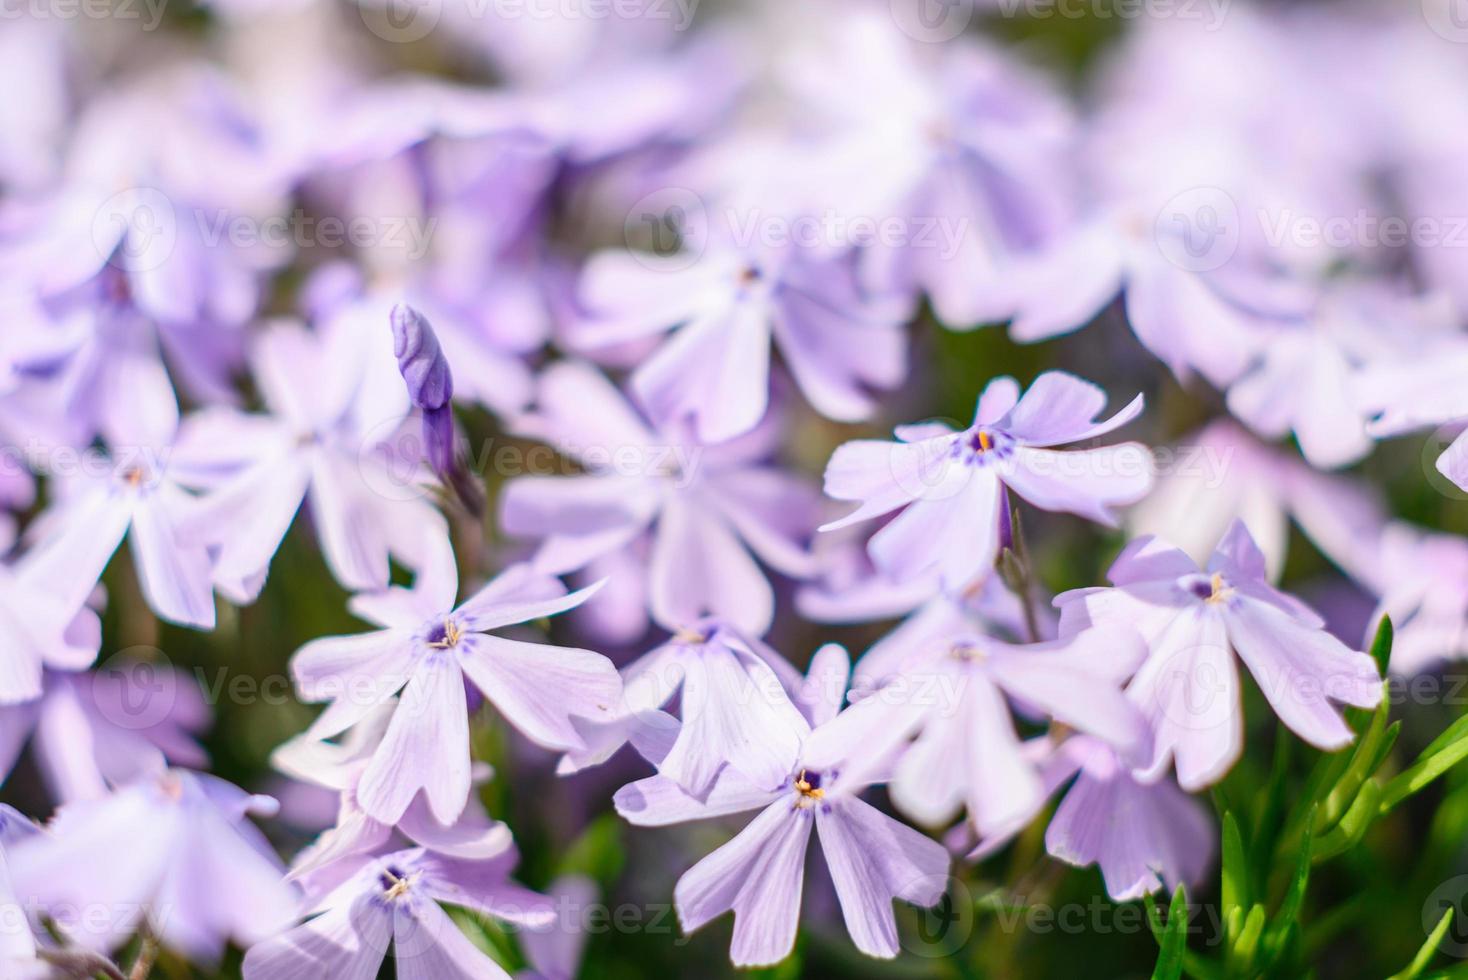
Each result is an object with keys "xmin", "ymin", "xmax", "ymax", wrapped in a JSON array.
[
  {"xmin": 673, "ymin": 626, "xmax": 708, "ymax": 646},
  {"xmin": 1192, "ymin": 572, "xmax": 1234, "ymax": 604},
  {"xmin": 379, "ymin": 866, "xmax": 414, "ymax": 900},
  {"xmin": 426, "ymin": 619, "xmax": 463, "ymax": 649},
  {"xmin": 793, "ymin": 769, "xmax": 825, "ymax": 808},
  {"xmin": 955, "ymin": 427, "xmax": 1014, "ymax": 465}
]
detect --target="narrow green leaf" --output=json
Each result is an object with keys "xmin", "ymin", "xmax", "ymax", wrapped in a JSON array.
[
  {"xmin": 1368, "ymin": 616, "xmax": 1394, "ymax": 678},
  {"xmin": 1382, "ymin": 727, "xmax": 1468, "ymax": 813},
  {"xmin": 1314, "ymin": 779, "xmax": 1385, "ymax": 861},
  {"xmin": 1262, "ymin": 805, "xmax": 1315, "ymax": 965},
  {"xmin": 1389, "ymin": 908, "xmax": 1455, "ymax": 980},
  {"xmin": 1229, "ymin": 904, "xmax": 1266, "ymax": 975},
  {"xmin": 1151, "ymin": 885, "xmax": 1189, "ymax": 980},
  {"xmin": 1221, "ymin": 811, "xmax": 1248, "ymax": 921},
  {"xmin": 1319, "ymin": 689, "xmax": 1393, "ymax": 831}
]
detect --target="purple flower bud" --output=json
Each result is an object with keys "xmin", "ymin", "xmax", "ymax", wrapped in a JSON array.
[
  {"xmin": 390, "ymin": 304, "xmax": 453, "ymax": 411},
  {"xmin": 389, "ymin": 304, "xmax": 484, "ymax": 515}
]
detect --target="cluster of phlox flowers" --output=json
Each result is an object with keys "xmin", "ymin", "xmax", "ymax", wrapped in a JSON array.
[{"xmin": 0, "ymin": 0, "xmax": 1462, "ymax": 976}]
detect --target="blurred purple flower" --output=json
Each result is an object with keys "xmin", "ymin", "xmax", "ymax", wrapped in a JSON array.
[
  {"xmin": 500, "ymin": 361, "xmax": 818, "ymax": 639},
  {"xmin": 9, "ymin": 769, "xmax": 297, "ymax": 962},
  {"xmin": 0, "ymin": 660, "xmax": 209, "ymax": 803}
]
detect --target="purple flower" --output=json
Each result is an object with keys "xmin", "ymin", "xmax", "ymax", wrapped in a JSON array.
[
  {"xmin": 0, "ymin": 659, "xmax": 209, "ymax": 803},
  {"xmin": 1042, "ymin": 736, "xmax": 1214, "ymax": 902},
  {"xmin": 785, "ymin": 15, "xmax": 1075, "ymax": 328},
  {"xmin": 1002, "ymin": 214, "xmax": 1272, "ymax": 388},
  {"xmin": 390, "ymin": 303, "xmax": 483, "ymax": 516},
  {"xmin": 0, "ymin": 804, "xmax": 42, "ymax": 969},
  {"xmin": 178, "ymin": 318, "xmax": 452, "ymax": 599},
  {"xmin": 8, "ymin": 769, "xmax": 297, "ymax": 962},
  {"xmin": 518, "ymin": 874, "xmax": 596, "ymax": 980},
  {"xmin": 822, "ymin": 371, "xmax": 1152, "ymax": 589},
  {"xmin": 290, "ymin": 555, "xmax": 620, "ymax": 826},
  {"xmin": 271, "ymin": 702, "xmax": 513, "ymax": 885},
  {"xmin": 619, "ymin": 619, "xmax": 807, "ymax": 798},
  {"xmin": 499, "ymin": 361, "xmax": 817, "ymax": 638},
  {"xmin": 1057, "ymin": 521, "xmax": 1383, "ymax": 790},
  {"xmin": 243, "ymin": 845, "xmax": 553, "ymax": 980},
  {"xmin": 0, "ymin": 563, "xmax": 99, "ymax": 705},
  {"xmin": 1368, "ymin": 524, "xmax": 1468, "ymax": 677},
  {"xmin": 615, "ymin": 645, "xmax": 949, "ymax": 967},
  {"xmin": 809, "ymin": 625, "xmax": 1147, "ymax": 834},
  {"xmin": 20, "ymin": 443, "xmax": 218, "ymax": 629},
  {"xmin": 1128, "ymin": 420, "xmax": 1387, "ymax": 585},
  {"xmin": 573, "ymin": 240, "xmax": 910, "ymax": 444},
  {"xmin": 1356, "ymin": 332, "xmax": 1468, "ymax": 493},
  {"xmin": 1224, "ymin": 282, "xmax": 1428, "ymax": 470}
]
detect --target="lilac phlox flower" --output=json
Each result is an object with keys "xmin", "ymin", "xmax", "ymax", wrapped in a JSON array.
[
  {"xmin": 8, "ymin": 769, "xmax": 297, "ymax": 962},
  {"xmin": 1040, "ymin": 736, "xmax": 1214, "ymax": 902},
  {"xmin": 822, "ymin": 371, "xmax": 1152, "ymax": 589},
  {"xmin": 1355, "ymin": 330, "xmax": 1468, "ymax": 493},
  {"xmin": 0, "ymin": 804, "xmax": 41, "ymax": 969},
  {"xmin": 0, "ymin": 659, "xmax": 209, "ymax": 803},
  {"xmin": 1225, "ymin": 282, "xmax": 1439, "ymax": 470},
  {"xmin": 290, "ymin": 555, "xmax": 620, "ymax": 826},
  {"xmin": 1127, "ymin": 420, "xmax": 1388, "ymax": 585},
  {"xmin": 516, "ymin": 874, "xmax": 596, "ymax": 980},
  {"xmin": 1056, "ymin": 521, "xmax": 1384, "ymax": 791},
  {"xmin": 808, "ymin": 623, "xmax": 1147, "ymax": 835},
  {"xmin": 1366, "ymin": 524, "xmax": 1468, "ymax": 677},
  {"xmin": 178, "ymin": 315, "xmax": 452, "ymax": 599},
  {"xmin": 19, "ymin": 437, "xmax": 219, "ymax": 629},
  {"xmin": 781, "ymin": 13, "xmax": 1075, "ymax": 328},
  {"xmin": 617, "ymin": 618, "xmax": 808, "ymax": 799},
  {"xmin": 0, "ymin": 561, "xmax": 100, "ymax": 705},
  {"xmin": 615, "ymin": 645, "xmax": 950, "ymax": 967},
  {"xmin": 271, "ymin": 701, "xmax": 512, "ymax": 884},
  {"xmin": 1001, "ymin": 208, "xmax": 1273, "ymax": 389},
  {"xmin": 242, "ymin": 845, "xmax": 553, "ymax": 980},
  {"xmin": 573, "ymin": 235, "xmax": 911, "ymax": 444},
  {"xmin": 499, "ymin": 360, "xmax": 817, "ymax": 638}
]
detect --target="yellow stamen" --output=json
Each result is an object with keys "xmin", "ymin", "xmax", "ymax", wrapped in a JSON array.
[
  {"xmin": 382, "ymin": 871, "xmax": 411, "ymax": 900},
  {"xmin": 428, "ymin": 620, "xmax": 463, "ymax": 649},
  {"xmin": 794, "ymin": 770, "xmax": 824, "ymax": 802},
  {"xmin": 978, "ymin": 430, "xmax": 993, "ymax": 452},
  {"xmin": 673, "ymin": 627, "xmax": 707, "ymax": 645},
  {"xmin": 1206, "ymin": 572, "xmax": 1233, "ymax": 603}
]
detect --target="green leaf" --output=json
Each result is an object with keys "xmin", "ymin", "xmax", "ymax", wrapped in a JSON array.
[
  {"xmin": 1221, "ymin": 811, "xmax": 1249, "ymax": 924},
  {"xmin": 1389, "ymin": 908, "xmax": 1455, "ymax": 980},
  {"xmin": 1319, "ymin": 690, "xmax": 1395, "ymax": 831},
  {"xmin": 1313, "ymin": 779, "xmax": 1384, "ymax": 861},
  {"xmin": 1228, "ymin": 904, "xmax": 1266, "ymax": 976},
  {"xmin": 1262, "ymin": 806, "xmax": 1315, "ymax": 965},
  {"xmin": 1151, "ymin": 885, "xmax": 1189, "ymax": 980},
  {"xmin": 1368, "ymin": 616, "xmax": 1394, "ymax": 678},
  {"xmin": 1382, "ymin": 725, "xmax": 1468, "ymax": 813}
]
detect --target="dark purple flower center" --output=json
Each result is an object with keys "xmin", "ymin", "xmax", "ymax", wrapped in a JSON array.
[
  {"xmin": 379, "ymin": 866, "xmax": 412, "ymax": 899},
  {"xmin": 953, "ymin": 427, "xmax": 1015, "ymax": 465},
  {"xmin": 426, "ymin": 619, "xmax": 463, "ymax": 649}
]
